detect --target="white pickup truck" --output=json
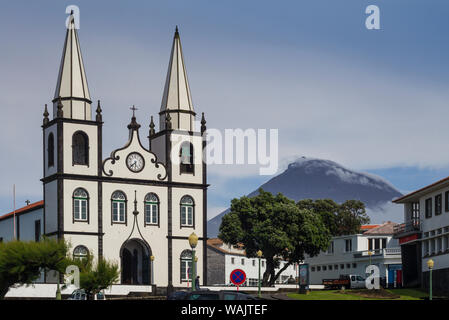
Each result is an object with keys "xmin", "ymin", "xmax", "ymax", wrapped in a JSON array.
[{"xmin": 322, "ymin": 274, "xmax": 366, "ymax": 290}]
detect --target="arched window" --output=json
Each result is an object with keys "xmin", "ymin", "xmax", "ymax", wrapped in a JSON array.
[
  {"xmin": 144, "ymin": 193, "xmax": 159, "ymax": 226},
  {"xmin": 73, "ymin": 245, "xmax": 89, "ymax": 261},
  {"xmin": 180, "ymin": 250, "xmax": 193, "ymax": 282},
  {"xmin": 111, "ymin": 191, "xmax": 127, "ymax": 224},
  {"xmin": 48, "ymin": 133, "xmax": 54, "ymax": 167},
  {"xmin": 72, "ymin": 131, "xmax": 89, "ymax": 166},
  {"xmin": 180, "ymin": 195, "xmax": 194, "ymax": 227},
  {"xmin": 73, "ymin": 188, "xmax": 89, "ymax": 222},
  {"xmin": 180, "ymin": 142, "xmax": 194, "ymax": 174}
]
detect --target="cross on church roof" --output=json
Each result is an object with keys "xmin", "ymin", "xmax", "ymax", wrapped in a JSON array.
[
  {"xmin": 130, "ymin": 105, "xmax": 138, "ymax": 117},
  {"xmin": 127, "ymin": 105, "xmax": 141, "ymax": 131}
]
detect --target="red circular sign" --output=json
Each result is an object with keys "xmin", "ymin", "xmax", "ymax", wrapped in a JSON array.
[{"xmin": 230, "ymin": 269, "xmax": 246, "ymax": 286}]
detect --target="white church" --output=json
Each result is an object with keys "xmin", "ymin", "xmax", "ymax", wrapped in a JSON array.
[{"xmin": 0, "ymin": 14, "xmax": 208, "ymax": 292}]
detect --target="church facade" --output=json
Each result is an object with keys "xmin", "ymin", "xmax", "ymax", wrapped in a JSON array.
[{"xmin": 1, "ymin": 15, "xmax": 208, "ymax": 290}]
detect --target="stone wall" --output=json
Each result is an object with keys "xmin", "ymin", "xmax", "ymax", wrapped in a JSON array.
[{"xmin": 207, "ymin": 247, "xmax": 225, "ymax": 285}]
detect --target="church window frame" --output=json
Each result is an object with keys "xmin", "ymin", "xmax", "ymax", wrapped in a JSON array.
[
  {"xmin": 180, "ymin": 249, "xmax": 193, "ymax": 283},
  {"xmin": 144, "ymin": 193, "xmax": 159, "ymax": 227},
  {"xmin": 111, "ymin": 191, "xmax": 127, "ymax": 225},
  {"xmin": 48, "ymin": 132, "xmax": 55, "ymax": 168},
  {"xmin": 73, "ymin": 245, "xmax": 89, "ymax": 261},
  {"xmin": 180, "ymin": 195, "xmax": 195, "ymax": 228},
  {"xmin": 72, "ymin": 131, "xmax": 89, "ymax": 166},
  {"xmin": 179, "ymin": 142, "xmax": 194, "ymax": 175},
  {"xmin": 73, "ymin": 188, "xmax": 89, "ymax": 223}
]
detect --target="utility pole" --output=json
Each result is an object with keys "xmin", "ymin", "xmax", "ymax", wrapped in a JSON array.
[{"xmin": 13, "ymin": 185, "xmax": 16, "ymax": 240}]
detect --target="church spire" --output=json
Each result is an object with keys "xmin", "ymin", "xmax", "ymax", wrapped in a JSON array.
[
  {"xmin": 53, "ymin": 12, "xmax": 92, "ymax": 120},
  {"xmin": 159, "ymin": 26, "xmax": 195, "ymax": 131}
]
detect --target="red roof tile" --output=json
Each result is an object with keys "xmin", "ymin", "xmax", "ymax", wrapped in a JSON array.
[
  {"xmin": 363, "ymin": 221, "xmax": 398, "ymax": 235},
  {"xmin": 0, "ymin": 200, "xmax": 44, "ymax": 221},
  {"xmin": 361, "ymin": 224, "xmax": 380, "ymax": 230}
]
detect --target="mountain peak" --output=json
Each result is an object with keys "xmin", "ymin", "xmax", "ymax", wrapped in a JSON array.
[
  {"xmin": 208, "ymin": 156, "xmax": 403, "ymax": 238},
  {"xmin": 286, "ymin": 156, "xmax": 400, "ymax": 194}
]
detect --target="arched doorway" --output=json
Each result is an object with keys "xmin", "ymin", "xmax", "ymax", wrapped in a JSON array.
[{"xmin": 120, "ymin": 239, "xmax": 151, "ymax": 285}]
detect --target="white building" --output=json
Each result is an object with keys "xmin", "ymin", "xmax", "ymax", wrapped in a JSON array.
[
  {"xmin": 207, "ymin": 238, "xmax": 298, "ymax": 286},
  {"xmin": 0, "ymin": 15, "xmax": 208, "ymax": 293},
  {"xmin": 304, "ymin": 222, "xmax": 402, "ymax": 287},
  {"xmin": 393, "ymin": 177, "xmax": 449, "ymax": 295}
]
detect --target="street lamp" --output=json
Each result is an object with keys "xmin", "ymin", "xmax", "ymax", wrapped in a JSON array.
[
  {"xmin": 189, "ymin": 232, "xmax": 198, "ymax": 291},
  {"xmin": 368, "ymin": 250, "xmax": 373, "ymax": 265},
  {"xmin": 150, "ymin": 255, "xmax": 155, "ymax": 285},
  {"xmin": 257, "ymin": 250, "xmax": 263, "ymax": 298},
  {"xmin": 427, "ymin": 259, "xmax": 434, "ymax": 300}
]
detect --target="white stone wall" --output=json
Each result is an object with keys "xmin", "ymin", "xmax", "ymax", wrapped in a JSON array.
[
  {"xmin": 169, "ymin": 132, "xmax": 203, "ymax": 184},
  {"xmin": 0, "ymin": 215, "xmax": 15, "ymax": 242},
  {"xmin": 18, "ymin": 208, "xmax": 43, "ymax": 241},
  {"xmin": 63, "ymin": 179, "xmax": 98, "ymax": 233},
  {"xmin": 44, "ymin": 180, "xmax": 58, "ymax": 234},
  {"xmin": 63, "ymin": 122, "xmax": 98, "ymax": 176},
  {"xmin": 223, "ymin": 254, "xmax": 297, "ymax": 286},
  {"xmin": 305, "ymin": 234, "xmax": 400, "ymax": 285},
  {"xmin": 43, "ymin": 125, "xmax": 57, "ymax": 177},
  {"xmin": 411, "ymin": 187, "xmax": 449, "ymax": 272},
  {"xmin": 102, "ymin": 130, "xmax": 167, "ymax": 181}
]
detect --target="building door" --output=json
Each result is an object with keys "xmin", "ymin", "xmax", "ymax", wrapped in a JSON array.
[
  {"xmin": 396, "ymin": 270, "xmax": 402, "ymax": 287},
  {"xmin": 122, "ymin": 248, "xmax": 132, "ymax": 284},
  {"xmin": 142, "ymin": 251, "xmax": 149, "ymax": 284},
  {"xmin": 121, "ymin": 239, "xmax": 151, "ymax": 285},
  {"xmin": 132, "ymin": 249, "xmax": 138, "ymax": 284}
]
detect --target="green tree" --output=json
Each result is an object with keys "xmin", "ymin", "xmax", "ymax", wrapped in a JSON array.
[
  {"xmin": 219, "ymin": 189, "xmax": 331, "ymax": 286},
  {"xmin": 68, "ymin": 253, "xmax": 119, "ymax": 300},
  {"xmin": 297, "ymin": 199, "xmax": 339, "ymax": 235},
  {"xmin": 0, "ymin": 238, "xmax": 69, "ymax": 299},
  {"xmin": 297, "ymin": 199, "xmax": 370, "ymax": 236},
  {"xmin": 336, "ymin": 200, "xmax": 370, "ymax": 236}
]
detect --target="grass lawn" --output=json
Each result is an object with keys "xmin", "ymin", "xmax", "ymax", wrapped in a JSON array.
[{"xmin": 287, "ymin": 288, "xmax": 431, "ymax": 300}]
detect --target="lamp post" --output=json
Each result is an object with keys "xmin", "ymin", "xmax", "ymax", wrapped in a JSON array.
[
  {"xmin": 368, "ymin": 250, "xmax": 373, "ymax": 265},
  {"xmin": 257, "ymin": 250, "xmax": 263, "ymax": 298},
  {"xmin": 150, "ymin": 255, "xmax": 155, "ymax": 285},
  {"xmin": 188, "ymin": 232, "xmax": 198, "ymax": 291},
  {"xmin": 427, "ymin": 259, "xmax": 434, "ymax": 300},
  {"xmin": 55, "ymin": 272, "xmax": 61, "ymax": 300}
]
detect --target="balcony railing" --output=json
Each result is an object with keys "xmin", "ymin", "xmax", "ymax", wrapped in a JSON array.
[
  {"xmin": 393, "ymin": 219, "xmax": 421, "ymax": 235},
  {"xmin": 384, "ymin": 247, "xmax": 401, "ymax": 255},
  {"xmin": 353, "ymin": 247, "xmax": 401, "ymax": 258}
]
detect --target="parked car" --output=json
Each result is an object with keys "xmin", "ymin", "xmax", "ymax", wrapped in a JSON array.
[
  {"xmin": 169, "ymin": 290, "xmax": 258, "ymax": 300},
  {"xmin": 167, "ymin": 290, "xmax": 190, "ymax": 300},
  {"xmin": 67, "ymin": 289, "xmax": 107, "ymax": 300},
  {"xmin": 322, "ymin": 274, "xmax": 366, "ymax": 290}
]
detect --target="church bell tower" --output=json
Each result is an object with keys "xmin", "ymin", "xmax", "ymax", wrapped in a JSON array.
[
  {"xmin": 149, "ymin": 27, "xmax": 208, "ymax": 288},
  {"xmin": 42, "ymin": 13, "xmax": 103, "ymax": 250}
]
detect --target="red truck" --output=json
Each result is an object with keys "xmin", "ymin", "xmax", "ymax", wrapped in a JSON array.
[{"xmin": 322, "ymin": 274, "xmax": 366, "ymax": 290}]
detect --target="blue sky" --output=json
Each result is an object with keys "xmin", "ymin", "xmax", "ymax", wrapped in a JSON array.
[{"xmin": 0, "ymin": 0, "xmax": 448, "ymax": 219}]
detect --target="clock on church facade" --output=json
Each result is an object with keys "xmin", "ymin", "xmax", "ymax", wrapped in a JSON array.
[{"xmin": 41, "ymin": 15, "xmax": 208, "ymax": 290}]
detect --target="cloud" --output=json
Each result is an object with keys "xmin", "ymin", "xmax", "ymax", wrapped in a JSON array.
[
  {"xmin": 1, "ymin": 1, "xmax": 448, "ymax": 215},
  {"xmin": 365, "ymin": 201, "xmax": 404, "ymax": 225}
]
